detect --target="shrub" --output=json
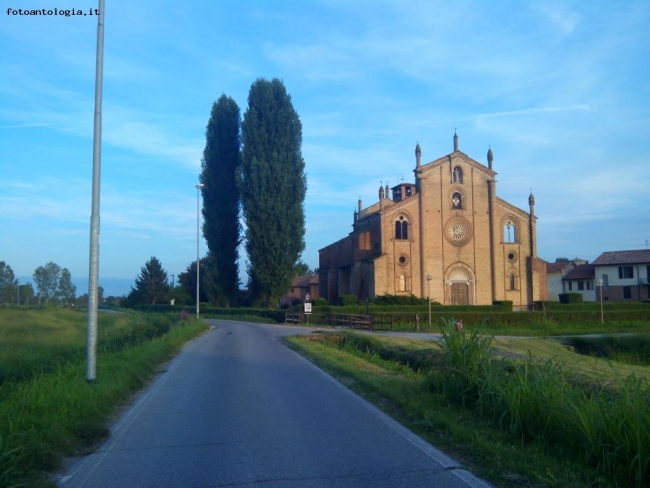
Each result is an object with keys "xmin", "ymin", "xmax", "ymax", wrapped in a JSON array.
[
  {"xmin": 310, "ymin": 297, "xmax": 328, "ymax": 307},
  {"xmin": 372, "ymin": 294, "xmax": 428, "ymax": 306},
  {"xmin": 492, "ymin": 300, "xmax": 513, "ymax": 311},
  {"xmin": 338, "ymin": 295, "xmax": 358, "ymax": 306},
  {"xmin": 559, "ymin": 293, "xmax": 583, "ymax": 304}
]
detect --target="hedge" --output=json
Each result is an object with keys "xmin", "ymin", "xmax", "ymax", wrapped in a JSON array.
[{"xmin": 559, "ymin": 293, "xmax": 584, "ymax": 304}]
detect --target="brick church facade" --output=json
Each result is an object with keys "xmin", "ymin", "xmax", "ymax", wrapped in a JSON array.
[{"xmin": 318, "ymin": 134, "xmax": 547, "ymax": 309}]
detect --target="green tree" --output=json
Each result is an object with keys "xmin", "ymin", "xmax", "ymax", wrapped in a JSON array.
[
  {"xmin": 128, "ymin": 257, "xmax": 170, "ymax": 305},
  {"xmin": 33, "ymin": 262, "xmax": 61, "ymax": 305},
  {"xmin": 293, "ymin": 261, "xmax": 311, "ymax": 277},
  {"xmin": 57, "ymin": 268, "xmax": 77, "ymax": 305},
  {"xmin": 177, "ymin": 258, "xmax": 209, "ymax": 304},
  {"xmin": 18, "ymin": 283, "xmax": 35, "ymax": 305},
  {"xmin": 240, "ymin": 78, "xmax": 307, "ymax": 306},
  {"xmin": 200, "ymin": 94, "xmax": 241, "ymax": 306},
  {"xmin": 0, "ymin": 261, "xmax": 18, "ymax": 304}
]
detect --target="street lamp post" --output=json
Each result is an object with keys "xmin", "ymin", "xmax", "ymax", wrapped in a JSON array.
[
  {"xmin": 426, "ymin": 274, "xmax": 432, "ymax": 328},
  {"xmin": 599, "ymin": 279, "xmax": 604, "ymax": 327},
  {"xmin": 196, "ymin": 183, "xmax": 204, "ymax": 318}
]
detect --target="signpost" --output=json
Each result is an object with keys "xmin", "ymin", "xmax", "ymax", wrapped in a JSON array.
[{"xmin": 304, "ymin": 293, "xmax": 311, "ymax": 321}]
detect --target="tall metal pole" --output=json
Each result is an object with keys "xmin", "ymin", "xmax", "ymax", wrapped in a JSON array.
[
  {"xmin": 196, "ymin": 183, "xmax": 204, "ymax": 318},
  {"xmin": 599, "ymin": 279, "xmax": 604, "ymax": 327},
  {"xmin": 426, "ymin": 274, "xmax": 432, "ymax": 328},
  {"xmin": 86, "ymin": 0, "xmax": 105, "ymax": 382}
]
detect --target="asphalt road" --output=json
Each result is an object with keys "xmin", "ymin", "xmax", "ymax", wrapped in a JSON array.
[{"xmin": 57, "ymin": 320, "xmax": 491, "ymax": 488}]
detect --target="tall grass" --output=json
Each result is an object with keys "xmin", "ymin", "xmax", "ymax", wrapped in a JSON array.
[
  {"xmin": 0, "ymin": 308, "xmax": 208, "ymax": 487},
  {"xmin": 432, "ymin": 318, "xmax": 650, "ymax": 487}
]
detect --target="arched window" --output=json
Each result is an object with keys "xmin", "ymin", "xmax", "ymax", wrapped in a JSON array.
[
  {"xmin": 503, "ymin": 220, "xmax": 516, "ymax": 243},
  {"xmin": 509, "ymin": 273, "xmax": 516, "ymax": 290},
  {"xmin": 452, "ymin": 192, "xmax": 462, "ymax": 209},
  {"xmin": 452, "ymin": 166, "xmax": 464, "ymax": 184},
  {"xmin": 399, "ymin": 274, "xmax": 406, "ymax": 291},
  {"xmin": 395, "ymin": 216, "xmax": 408, "ymax": 240}
]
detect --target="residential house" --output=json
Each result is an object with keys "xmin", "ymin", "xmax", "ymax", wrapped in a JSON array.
[
  {"xmin": 563, "ymin": 264, "xmax": 596, "ymax": 302},
  {"xmin": 592, "ymin": 249, "xmax": 650, "ymax": 302},
  {"xmin": 280, "ymin": 274, "xmax": 319, "ymax": 307},
  {"xmin": 546, "ymin": 259, "xmax": 587, "ymax": 301}
]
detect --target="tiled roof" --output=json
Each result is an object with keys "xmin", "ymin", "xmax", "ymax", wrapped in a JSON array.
[
  {"xmin": 592, "ymin": 249, "xmax": 650, "ymax": 266},
  {"xmin": 547, "ymin": 262, "xmax": 574, "ymax": 273},
  {"xmin": 564, "ymin": 264, "xmax": 595, "ymax": 280},
  {"xmin": 291, "ymin": 275, "xmax": 319, "ymax": 287}
]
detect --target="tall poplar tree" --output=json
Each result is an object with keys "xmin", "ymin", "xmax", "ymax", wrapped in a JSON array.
[
  {"xmin": 200, "ymin": 94, "xmax": 241, "ymax": 306},
  {"xmin": 240, "ymin": 78, "xmax": 307, "ymax": 306}
]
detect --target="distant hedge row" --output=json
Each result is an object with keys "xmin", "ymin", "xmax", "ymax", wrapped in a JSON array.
[{"xmin": 132, "ymin": 301, "xmax": 649, "ymax": 328}]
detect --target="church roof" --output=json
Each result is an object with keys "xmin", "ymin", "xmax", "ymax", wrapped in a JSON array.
[
  {"xmin": 592, "ymin": 249, "xmax": 650, "ymax": 265},
  {"xmin": 419, "ymin": 151, "xmax": 497, "ymax": 179}
]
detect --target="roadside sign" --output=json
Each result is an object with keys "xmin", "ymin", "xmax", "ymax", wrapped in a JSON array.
[
  {"xmin": 304, "ymin": 303, "xmax": 312, "ymax": 313},
  {"xmin": 305, "ymin": 293, "xmax": 310, "ymax": 302}
]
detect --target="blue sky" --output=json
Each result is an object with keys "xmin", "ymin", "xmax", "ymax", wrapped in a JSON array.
[{"xmin": 1, "ymin": 0, "xmax": 649, "ymax": 297}]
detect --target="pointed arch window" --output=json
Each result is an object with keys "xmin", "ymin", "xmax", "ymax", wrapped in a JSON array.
[
  {"xmin": 503, "ymin": 220, "xmax": 517, "ymax": 243},
  {"xmin": 452, "ymin": 192, "xmax": 462, "ymax": 209},
  {"xmin": 395, "ymin": 216, "xmax": 408, "ymax": 240},
  {"xmin": 399, "ymin": 274, "xmax": 406, "ymax": 291},
  {"xmin": 509, "ymin": 273, "xmax": 517, "ymax": 290},
  {"xmin": 452, "ymin": 166, "xmax": 464, "ymax": 184}
]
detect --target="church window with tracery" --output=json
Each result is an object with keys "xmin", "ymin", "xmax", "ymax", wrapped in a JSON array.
[{"xmin": 395, "ymin": 216, "xmax": 408, "ymax": 240}]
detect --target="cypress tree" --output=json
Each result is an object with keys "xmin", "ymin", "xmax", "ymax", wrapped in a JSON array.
[
  {"xmin": 200, "ymin": 94, "xmax": 241, "ymax": 306},
  {"xmin": 240, "ymin": 78, "xmax": 307, "ymax": 306}
]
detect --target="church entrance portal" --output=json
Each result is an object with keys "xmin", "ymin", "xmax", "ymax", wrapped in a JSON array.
[{"xmin": 450, "ymin": 282, "xmax": 469, "ymax": 305}]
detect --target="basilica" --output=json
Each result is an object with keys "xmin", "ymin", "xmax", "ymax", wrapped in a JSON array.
[{"xmin": 318, "ymin": 134, "xmax": 547, "ymax": 309}]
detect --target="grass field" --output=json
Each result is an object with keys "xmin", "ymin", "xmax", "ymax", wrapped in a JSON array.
[
  {"xmin": 286, "ymin": 320, "xmax": 650, "ymax": 487},
  {"xmin": 1, "ymin": 307, "xmax": 648, "ymax": 487},
  {"xmin": 0, "ymin": 308, "xmax": 209, "ymax": 488}
]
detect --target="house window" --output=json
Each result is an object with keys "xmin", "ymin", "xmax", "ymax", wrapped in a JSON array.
[
  {"xmin": 452, "ymin": 166, "xmax": 463, "ymax": 184},
  {"xmin": 623, "ymin": 286, "xmax": 632, "ymax": 299},
  {"xmin": 567, "ymin": 282, "xmax": 573, "ymax": 291},
  {"xmin": 452, "ymin": 192, "xmax": 462, "ymax": 209},
  {"xmin": 509, "ymin": 273, "xmax": 516, "ymax": 290},
  {"xmin": 395, "ymin": 216, "xmax": 408, "ymax": 240},
  {"xmin": 578, "ymin": 281, "xmax": 584, "ymax": 291},
  {"xmin": 602, "ymin": 274, "xmax": 609, "ymax": 289},
  {"xmin": 587, "ymin": 281, "xmax": 594, "ymax": 290},
  {"xmin": 406, "ymin": 187, "xmax": 412, "ymax": 197},
  {"xmin": 618, "ymin": 266, "xmax": 633, "ymax": 279},
  {"xmin": 503, "ymin": 220, "xmax": 516, "ymax": 243},
  {"xmin": 399, "ymin": 274, "xmax": 406, "ymax": 291}
]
